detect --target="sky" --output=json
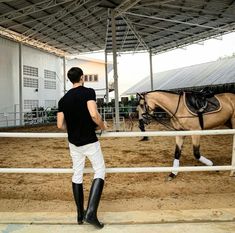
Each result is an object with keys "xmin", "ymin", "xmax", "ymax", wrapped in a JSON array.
[{"xmin": 83, "ymin": 32, "xmax": 235, "ymax": 96}]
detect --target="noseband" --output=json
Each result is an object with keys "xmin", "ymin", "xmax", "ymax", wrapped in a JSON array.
[{"xmin": 139, "ymin": 95, "xmax": 154, "ymax": 124}]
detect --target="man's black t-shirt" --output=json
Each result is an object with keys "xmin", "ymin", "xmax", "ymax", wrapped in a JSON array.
[{"xmin": 58, "ymin": 86, "xmax": 98, "ymax": 146}]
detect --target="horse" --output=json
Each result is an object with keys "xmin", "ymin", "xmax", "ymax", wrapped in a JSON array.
[{"xmin": 137, "ymin": 90, "xmax": 235, "ymax": 180}]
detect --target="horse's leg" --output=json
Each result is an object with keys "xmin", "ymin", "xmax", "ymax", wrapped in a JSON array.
[
  {"xmin": 192, "ymin": 135, "xmax": 213, "ymax": 166},
  {"xmin": 168, "ymin": 136, "xmax": 185, "ymax": 180}
]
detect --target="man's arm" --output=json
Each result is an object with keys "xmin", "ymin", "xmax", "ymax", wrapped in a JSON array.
[
  {"xmin": 57, "ymin": 112, "xmax": 67, "ymax": 130},
  {"xmin": 87, "ymin": 100, "xmax": 107, "ymax": 130}
]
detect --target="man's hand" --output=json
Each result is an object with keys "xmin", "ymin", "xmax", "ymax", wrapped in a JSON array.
[
  {"xmin": 103, "ymin": 121, "xmax": 108, "ymax": 130},
  {"xmin": 96, "ymin": 120, "xmax": 108, "ymax": 131}
]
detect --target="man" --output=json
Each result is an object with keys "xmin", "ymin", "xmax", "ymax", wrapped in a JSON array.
[
  {"xmin": 57, "ymin": 67, "xmax": 107, "ymax": 229},
  {"xmin": 136, "ymin": 101, "xmax": 149, "ymax": 141}
]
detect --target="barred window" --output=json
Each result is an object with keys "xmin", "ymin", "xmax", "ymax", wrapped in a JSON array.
[
  {"xmin": 45, "ymin": 100, "xmax": 56, "ymax": 108},
  {"xmin": 84, "ymin": 74, "xmax": 98, "ymax": 82},
  {"xmin": 24, "ymin": 100, "xmax": 39, "ymax": 109},
  {"xmin": 44, "ymin": 80, "xmax": 56, "ymax": 89},
  {"xmin": 89, "ymin": 75, "xmax": 93, "ymax": 82},
  {"xmin": 44, "ymin": 70, "xmax": 56, "ymax": 79},
  {"xmin": 23, "ymin": 65, "xmax": 38, "ymax": 77},
  {"xmin": 94, "ymin": 74, "xmax": 98, "ymax": 82},
  {"xmin": 23, "ymin": 77, "xmax": 38, "ymax": 88}
]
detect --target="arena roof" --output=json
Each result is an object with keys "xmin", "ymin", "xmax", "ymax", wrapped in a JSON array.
[
  {"xmin": 0, "ymin": 0, "xmax": 235, "ymax": 56},
  {"xmin": 122, "ymin": 56, "xmax": 235, "ymax": 95}
]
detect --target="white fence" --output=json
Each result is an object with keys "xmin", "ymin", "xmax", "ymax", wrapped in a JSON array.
[{"xmin": 0, "ymin": 129, "xmax": 234, "ymax": 175}]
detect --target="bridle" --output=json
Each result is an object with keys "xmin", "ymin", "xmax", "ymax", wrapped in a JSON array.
[{"xmin": 139, "ymin": 92, "xmax": 183, "ymax": 130}]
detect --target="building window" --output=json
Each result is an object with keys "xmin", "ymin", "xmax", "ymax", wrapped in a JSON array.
[
  {"xmin": 24, "ymin": 100, "xmax": 39, "ymax": 109},
  {"xmin": 44, "ymin": 80, "xmax": 56, "ymax": 89},
  {"xmin": 45, "ymin": 100, "xmax": 56, "ymax": 108},
  {"xmin": 44, "ymin": 70, "xmax": 56, "ymax": 80},
  {"xmin": 23, "ymin": 77, "xmax": 38, "ymax": 88},
  {"xmin": 23, "ymin": 65, "xmax": 38, "ymax": 77},
  {"xmin": 94, "ymin": 74, "xmax": 98, "ymax": 82},
  {"xmin": 84, "ymin": 74, "xmax": 98, "ymax": 82}
]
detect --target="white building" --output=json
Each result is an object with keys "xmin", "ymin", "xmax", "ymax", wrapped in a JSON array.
[
  {"xmin": 0, "ymin": 36, "xmax": 112, "ymax": 127},
  {"xmin": 66, "ymin": 56, "xmax": 113, "ymax": 104}
]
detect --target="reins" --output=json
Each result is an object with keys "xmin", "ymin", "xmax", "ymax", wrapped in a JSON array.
[{"xmin": 141, "ymin": 92, "xmax": 196, "ymax": 130}]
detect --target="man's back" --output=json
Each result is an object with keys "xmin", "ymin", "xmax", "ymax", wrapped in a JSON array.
[{"xmin": 58, "ymin": 86, "xmax": 98, "ymax": 146}]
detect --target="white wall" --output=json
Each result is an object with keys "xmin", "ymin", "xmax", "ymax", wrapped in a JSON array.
[
  {"xmin": 66, "ymin": 58, "xmax": 107, "ymax": 99},
  {"xmin": 0, "ymin": 37, "xmax": 19, "ymax": 127},
  {"xmin": 0, "ymin": 37, "xmax": 19, "ymax": 113},
  {"xmin": 22, "ymin": 45, "xmax": 63, "ymax": 110},
  {"xmin": 0, "ymin": 36, "xmax": 64, "ymax": 127}
]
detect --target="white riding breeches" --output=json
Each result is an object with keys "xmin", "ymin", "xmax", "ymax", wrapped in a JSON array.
[{"xmin": 69, "ymin": 141, "xmax": 105, "ymax": 184}]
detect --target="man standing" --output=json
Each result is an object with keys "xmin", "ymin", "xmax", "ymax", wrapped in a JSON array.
[{"xmin": 57, "ymin": 67, "xmax": 107, "ymax": 229}]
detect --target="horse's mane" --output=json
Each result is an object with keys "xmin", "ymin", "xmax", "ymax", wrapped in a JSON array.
[
  {"xmin": 145, "ymin": 89, "xmax": 180, "ymax": 95},
  {"xmin": 144, "ymin": 83, "xmax": 235, "ymax": 95}
]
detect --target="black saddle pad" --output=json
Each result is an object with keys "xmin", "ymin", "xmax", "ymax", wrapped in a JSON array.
[{"xmin": 184, "ymin": 92, "xmax": 221, "ymax": 115}]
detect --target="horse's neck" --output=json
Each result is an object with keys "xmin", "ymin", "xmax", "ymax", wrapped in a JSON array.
[{"xmin": 148, "ymin": 92, "xmax": 179, "ymax": 115}]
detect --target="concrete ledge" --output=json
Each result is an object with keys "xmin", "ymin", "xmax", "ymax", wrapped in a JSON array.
[
  {"xmin": 0, "ymin": 222, "xmax": 235, "ymax": 233},
  {"xmin": 0, "ymin": 208, "xmax": 235, "ymax": 225}
]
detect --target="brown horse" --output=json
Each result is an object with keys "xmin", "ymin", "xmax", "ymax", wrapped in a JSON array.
[{"xmin": 138, "ymin": 90, "xmax": 235, "ymax": 180}]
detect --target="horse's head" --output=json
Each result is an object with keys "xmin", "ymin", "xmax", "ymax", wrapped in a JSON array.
[{"xmin": 136, "ymin": 92, "xmax": 155, "ymax": 122}]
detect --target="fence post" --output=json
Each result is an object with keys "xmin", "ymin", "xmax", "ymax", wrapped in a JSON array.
[{"xmin": 230, "ymin": 134, "xmax": 235, "ymax": 176}]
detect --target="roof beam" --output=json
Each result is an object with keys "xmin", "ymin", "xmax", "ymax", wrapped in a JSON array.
[
  {"xmin": 132, "ymin": 22, "xmax": 195, "ymax": 36},
  {"xmin": 104, "ymin": 8, "xmax": 111, "ymax": 51},
  {"xmin": 25, "ymin": 1, "xmax": 105, "ymax": 50},
  {"xmin": 151, "ymin": 24, "xmax": 235, "ymax": 54},
  {"xmin": 21, "ymin": 0, "xmax": 91, "ymax": 39},
  {"xmin": 37, "ymin": 4, "xmax": 102, "ymax": 40},
  {"xmin": 0, "ymin": 25, "xmax": 66, "ymax": 56},
  {"xmin": 121, "ymin": 15, "xmax": 149, "ymax": 50},
  {"xmin": 114, "ymin": 0, "xmax": 141, "ymax": 17},
  {"xmin": 41, "ymin": 16, "xmax": 107, "ymax": 44},
  {"xmin": 0, "ymin": 0, "xmax": 74, "ymax": 24},
  {"xmin": 136, "ymin": 2, "xmax": 235, "ymax": 20},
  {"xmin": 120, "ymin": 27, "xmax": 130, "ymax": 51},
  {"xmin": 124, "ymin": 12, "xmax": 231, "ymax": 32}
]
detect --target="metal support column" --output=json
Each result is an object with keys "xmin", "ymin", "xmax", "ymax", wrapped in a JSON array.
[
  {"xmin": 105, "ymin": 51, "xmax": 109, "ymax": 104},
  {"xmin": 63, "ymin": 56, "xmax": 66, "ymax": 94},
  {"xmin": 149, "ymin": 48, "xmax": 153, "ymax": 91},
  {"xmin": 230, "ymin": 134, "xmax": 235, "ymax": 176},
  {"xmin": 111, "ymin": 10, "xmax": 120, "ymax": 131},
  {"xmin": 19, "ymin": 43, "xmax": 23, "ymax": 125}
]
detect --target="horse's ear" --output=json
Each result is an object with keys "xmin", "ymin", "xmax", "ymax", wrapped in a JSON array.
[{"xmin": 136, "ymin": 93, "xmax": 144, "ymax": 99}]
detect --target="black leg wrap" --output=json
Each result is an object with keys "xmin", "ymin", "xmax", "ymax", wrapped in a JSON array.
[
  {"xmin": 193, "ymin": 145, "xmax": 201, "ymax": 160},
  {"xmin": 174, "ymin": 145, "xmax": 181, "ymax": 160},
  {"xmin": 72, "ymin": 182, "xmax": 84, "ymax": 224},
  {"xmin": 84, "ymin": 178, "xmax": 104, "ymax": 229}
]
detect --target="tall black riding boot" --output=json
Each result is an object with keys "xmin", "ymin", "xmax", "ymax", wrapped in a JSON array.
[
  {"xmin": 72, "ymin": 182, "xmax": 84, "ymax": 224},
  {"xmin": 84, "ymin": 178, "xmax": 104, "ymax": 229}
]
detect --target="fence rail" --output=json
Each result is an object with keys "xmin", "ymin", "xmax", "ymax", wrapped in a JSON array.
[{"xmin": 0, "ymin": 129, "xmax": 234, "ymax": 175}]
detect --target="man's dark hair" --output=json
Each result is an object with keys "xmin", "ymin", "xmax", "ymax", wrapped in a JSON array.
[{"xmin": 67, "ymin": 67, "xmax": 84, "ymax": 83}]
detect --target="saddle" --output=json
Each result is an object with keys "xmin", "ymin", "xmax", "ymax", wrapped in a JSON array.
[{"xmin": 183, "ymin": 90, "xmax": 221, "ymax": 129}]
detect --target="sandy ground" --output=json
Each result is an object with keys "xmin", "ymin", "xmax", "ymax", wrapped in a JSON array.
[{"xmin": 0, "ymin": 121, "xmax": 235, "ymax": 213}]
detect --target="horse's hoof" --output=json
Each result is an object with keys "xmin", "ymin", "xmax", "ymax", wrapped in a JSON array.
[{"xmin": 166, "ymin": 173, "xmax": 176, "ymax": 181}]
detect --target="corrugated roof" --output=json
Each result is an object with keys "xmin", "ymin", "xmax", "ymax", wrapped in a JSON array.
[
  {"xmin": 123, "ymin": 56, "xmax": 235, "ymax": 95},
  {"xmin": 0, "ymin": 0, "xmax": 235, "ymax": 56}
]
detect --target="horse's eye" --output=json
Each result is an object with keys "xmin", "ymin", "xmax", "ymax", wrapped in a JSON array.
[{"xmin": 148, "ymin": 106, "xmax": 154, "ymax": 114}]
